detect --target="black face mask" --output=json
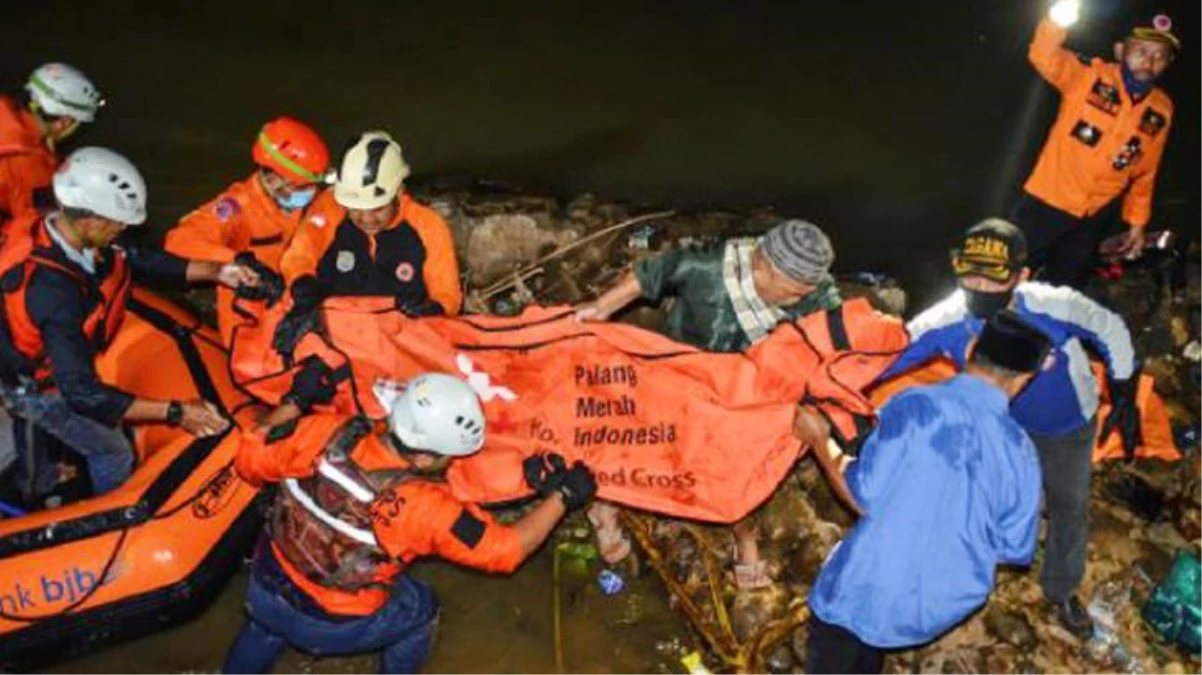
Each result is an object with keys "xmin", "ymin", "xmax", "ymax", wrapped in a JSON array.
[{"xmin": 963, "ymin": 289, "xmax": 1013, "ymax": 318}]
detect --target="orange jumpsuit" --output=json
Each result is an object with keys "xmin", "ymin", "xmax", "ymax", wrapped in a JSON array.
[
  {"xmin": 0, "ymin": 97, "xmax": 56, "ymax": 223},
  {"xmin": 280, "ymin": 191, "xmax": 462, "ymax": 315},
  {"xmin": 1023, "ymin": 18, "xmax": 1174, "ymax": 228},
  {"xmin": 236, "ymin": 413, "xmax": 521, "ymax": 616},
  {"xmin": 164, "ymin": 174, "xmax": 306, "ymax": 342}
]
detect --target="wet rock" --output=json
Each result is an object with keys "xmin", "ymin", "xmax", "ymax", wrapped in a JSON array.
[
  {"xmin": 983, "ymin": 606, "xmax": 1037, "ymax": 650},
  {"xmin": 464, "ymin": 213, "xmax": 578, "ymax": 287},
  {"xmin": 730, "ymin": 584, "xmax": 789, "ymax": 643}
]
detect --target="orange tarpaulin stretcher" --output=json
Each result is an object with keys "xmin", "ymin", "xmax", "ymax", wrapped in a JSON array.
[{"xmin": 230, "ymin": 297, "xmax": 908, "ymax": 523}]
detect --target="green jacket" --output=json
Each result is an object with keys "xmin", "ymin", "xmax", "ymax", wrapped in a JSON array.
[{"xmin": 633, "ymin": 243, "xmax": 842, "ymax": 353}]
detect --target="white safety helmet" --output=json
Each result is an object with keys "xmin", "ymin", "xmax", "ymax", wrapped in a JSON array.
[
  {"xmin": 26, "ymin": 63, "xmax": 104, "ymax": 123},
  {"xmin": 333, "ymin": 131, "xmax": 410, "ymax": 210},
  {"xmin": 53, "ymin": 147, "xmax": 148, "ymax": 226},
  {"xmin": 388, "ymin": 373, "xmax": 486, "ymax": 457}
]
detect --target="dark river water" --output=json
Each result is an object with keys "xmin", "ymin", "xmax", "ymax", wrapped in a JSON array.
[{"xmin": 7, "ymin": 0, "xmax": 1200, "ymax": 671}]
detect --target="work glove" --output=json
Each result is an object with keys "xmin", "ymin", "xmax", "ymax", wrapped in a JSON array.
[
  {"xmin": 523, "ymin": 453, "xmax": 568, "ymax": 497},
  {"xmin": 272, "ymin": 276, "xmax": 323, "ymax": 363},
  {"xmin": 396, "ymin": 296, "xmax": 445, "ymax": 318},
  {"xmin": 1099, "ymin": 377, "xmax": 1141, "ymax": 461},
  {"xmin": 283, "ymin": 357, "xmax": 337, "ymax": 412},
  {"xmin": 554, "ymin": 461, "xmax": 598, "ymax": 511},
  {"xmin": 1049, "ymin": 0, "xmax": 1080, "ymax": 28},
  {"xmin": 233, "ymin": 252, "xmax": 284, "ymax": 307}
]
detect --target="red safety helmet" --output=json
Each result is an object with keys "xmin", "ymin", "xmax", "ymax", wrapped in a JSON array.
[{"xmin": 252, "ymin": 116, "xmax": 330, "ymax": 185}]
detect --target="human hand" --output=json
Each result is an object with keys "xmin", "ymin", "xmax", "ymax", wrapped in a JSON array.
[
  {"xmin": 792, "ymin": 405, "xmax": 831, "ymax": 453},
  {"xmin": 523, "ymin": 453, "xmax": 567, "ymax": 496},
  {"xmin": 233, "ymin": 253, "xmax": 284, "ymax": 306},
  {"xmin": 555, "ymin": 460, "xmax": 598, "ymax": 510},
  {"xmin": 217, "ymin": 262, "xmax": 260, "ymax": 290},
  {"xmin": 284, "ymin": 357, "xmax": 337, "ymax": 412},
  {"xmin": 1100, "ymin": 378, "xmax": 1141, "ymax": 461},
  {"xmin": 573, "ymin": 302, "xmax": 610, "ymax": 324},
  {"xmin": 1117, "ymin": 227, "xmax": 1146, "ymax": 261},
  {"xmin": 180, "ymin": 400, "xmax": 229, "ymax": 437}
]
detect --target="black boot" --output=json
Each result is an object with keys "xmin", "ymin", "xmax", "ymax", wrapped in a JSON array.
[{"xmin": 1048, "ymin": 596, "xmax": 1094, "ymax": 638}]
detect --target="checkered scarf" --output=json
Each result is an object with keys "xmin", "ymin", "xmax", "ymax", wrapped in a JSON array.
[{"xmin": 722, "ymin": 238, "xmax": 784, "ymax": 345}]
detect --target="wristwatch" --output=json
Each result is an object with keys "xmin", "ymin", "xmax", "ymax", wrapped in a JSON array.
[{"xmin": 166, "ymin": 400, "xmax": 183, "ymax": 426}]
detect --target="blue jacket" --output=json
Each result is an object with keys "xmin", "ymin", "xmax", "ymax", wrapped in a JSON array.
[
  {"xmin": 881, "ymin": 282, "xmax": 1135, "ymax": 436},
  {"xmin": 808, "ymin": 374, "xmax": 1042, "ymax": 648}
]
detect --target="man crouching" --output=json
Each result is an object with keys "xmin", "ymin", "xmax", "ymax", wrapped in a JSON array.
[{"xmin": 805, "ymin": 311, "xmax": 1050, "ymax": 673}]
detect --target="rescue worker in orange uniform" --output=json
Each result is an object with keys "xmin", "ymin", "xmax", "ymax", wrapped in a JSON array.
[
  {"xmin": 0, "ymin": 147, "xmax": 260, "ymax": 509},
  {"xmin": 223, "ymin": 373, "xmax": 597, "ymax": 674},
  {"xmin": 165, "ymin": 117, "xmax": 330, "ymax": 343},
  {"xmin": 273, "ymin": 131, "xmax": 462, "ymax": 358},
  {"xmin": 0, "ymin": 63, "xmax": 103, "ymax": 223},
  {"xmin": 1011, "ymin": 4, "xmax": 1179, "ymax": 289}
]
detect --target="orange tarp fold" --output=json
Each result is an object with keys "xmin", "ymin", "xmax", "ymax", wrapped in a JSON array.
[{"xmin": 230, "ymin": 297, "xmax": 907, "ymax": 522}]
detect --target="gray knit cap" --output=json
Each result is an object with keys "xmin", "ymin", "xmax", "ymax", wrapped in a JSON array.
[{"xmin": 759, "ymin": 219, "xmax": 834, "ymax": 285}]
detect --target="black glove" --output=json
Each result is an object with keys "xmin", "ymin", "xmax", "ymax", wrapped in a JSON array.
[
  {"xmin": 397, "ymin": 296, "xmax": 445, "ymax": 318},
  {"xmin": 272, "ymin": 276, "xmax": 323, "ymax": 363},
  {"xmin": 233, "ymin": 252, "xmax": 284, "ymax": 307},
  {"xmin": 283, "ymin": 357, "xmax": 337, "ymax": 412},
  {"xmin": 554, "ymin": 461, "xmax": 597, "ymax": 511},
  {"xmin": 1100, "ymin": 377, "xmax": 1141, "ymax": 461},
  {"xmin": 523, "ymin": 453, "xmax": 568, "ymax": 497}
]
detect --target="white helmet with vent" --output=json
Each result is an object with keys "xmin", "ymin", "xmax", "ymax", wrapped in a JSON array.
[
  {"xmin": 26, "ymin": 63, "xmax": 104, "ymax": 123},
  {"xmin": 53, "ymin": 147, "xmax": 147, "ymax": 225},
  {"xmin": 388, "ymin": 373, "xmax": 486, "ymax": 456}
]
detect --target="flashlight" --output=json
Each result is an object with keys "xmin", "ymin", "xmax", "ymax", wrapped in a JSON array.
[{"xmin": 1049, "ymin": 0, "xmax": 1081, "ymax": 28}]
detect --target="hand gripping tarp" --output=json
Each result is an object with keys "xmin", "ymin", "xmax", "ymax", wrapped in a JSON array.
[{"xmin": 229, "ymin": 297, "xmax": 908, "ymax": 522}]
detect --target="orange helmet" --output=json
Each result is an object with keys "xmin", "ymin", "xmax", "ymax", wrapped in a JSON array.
[{"xmin": 252, "ymin": 116, "xmax": 330, "ymax": 185}]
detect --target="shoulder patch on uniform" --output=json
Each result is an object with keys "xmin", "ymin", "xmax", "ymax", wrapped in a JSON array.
[
  {"xmin": 265, "ymin": 418, "xmax": 299, "ymax": 444},
  {"xmin": 451, "ymin": 508, "xmax": 486, "ymax": 549},
  {"xmin": 1140, "ymin": 108, "xmax": 1167, "ymax": 137},
  {"xmin": 213, "ymin": 196, "xmax": 241, "ymax": 223}
]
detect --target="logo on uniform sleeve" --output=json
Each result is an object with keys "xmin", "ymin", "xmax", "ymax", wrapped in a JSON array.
[
  {"xmin": 213, "ymin": 197, "xmax": 241, "ymax": 223},
  {"xmin": 1139, "ymin": 109, "xmax": 1167, "ymax": 137},
  {"xmin": 1086, "ymin": 79, "xmax": 1121, "ymax": 116},
  {"xmin": 395, "ymin": 262, "xmax": 415, "ymax": 282},
  {"xmin": 1071, "ymin": 120, "xmax": 1102, "ymax": 147},
  {"xmin": 309, "ymin": 214, "xmax": 327, "ymax": 228},
  {"xmin": 336, "ymin": 250, "xmax": 356, "ymax": 272}
]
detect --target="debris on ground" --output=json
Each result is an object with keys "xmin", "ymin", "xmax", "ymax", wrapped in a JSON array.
[{"xmin": 181, "ymin": 181, "xmax": 1200, "ymax": 673}]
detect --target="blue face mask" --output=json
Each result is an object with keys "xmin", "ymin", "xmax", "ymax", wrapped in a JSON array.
[
  {"xmin": 1120, "ymin": 63, "xmax": 1154, "ymax": 100},
  {"xmin": 276, "ymin": 187, "xmax": 316, "ymax": 211}
]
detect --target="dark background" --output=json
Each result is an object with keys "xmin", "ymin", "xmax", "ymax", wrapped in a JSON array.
[{"xmin": 5, "ymin": 0, "xmax": 1198, "ymax": 307}]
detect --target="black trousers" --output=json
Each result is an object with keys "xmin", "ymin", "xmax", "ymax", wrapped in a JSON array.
[
  {"xmin": 807, "ymin": 615, "xmax": 885, "ymax": 674},
  {"xmin": 1009, "ymin": 193, "xmax": 1119, "ymax": 290}
]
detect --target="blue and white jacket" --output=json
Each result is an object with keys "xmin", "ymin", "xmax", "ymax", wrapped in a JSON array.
[{"xmin": 880, "ymin": 282, "xmax": 1135, "ymax": 436}]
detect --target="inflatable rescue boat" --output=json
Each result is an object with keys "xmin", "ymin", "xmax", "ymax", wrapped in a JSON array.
[{"xmin": 0, "ymin": 290, "xmax": 263, "ymax": 670}]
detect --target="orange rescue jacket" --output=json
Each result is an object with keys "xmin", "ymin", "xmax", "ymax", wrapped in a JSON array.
[
  {"xmin": 0, "ymin": 213, "xmax": 130, "ymax": 385},
  {"xmin": 1024, "ymin": 18, "xmax": 1174, "ymax": 228},
  {"xmin": 0, "ymin": 97, "xmax": 56, "ymax": 223},
  {"xmin": 236, "ymin": 412, "xmax": 522, "ymax": 616},
  {"xmin": 165, "ymin": 175, "xmax": 307, "ymax": 342},
  {"xmin": 279, "ymin": 191, "xmax": 462, "ymax": 315}
]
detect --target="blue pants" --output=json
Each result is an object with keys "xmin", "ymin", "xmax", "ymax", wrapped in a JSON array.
[
  {"xmin": 7, "ymin": 390, "xmax": 132, "ymax": 500},
  {"xmin": 223, "ymin": 550, "xmax": 439, "ymax": 674}
]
